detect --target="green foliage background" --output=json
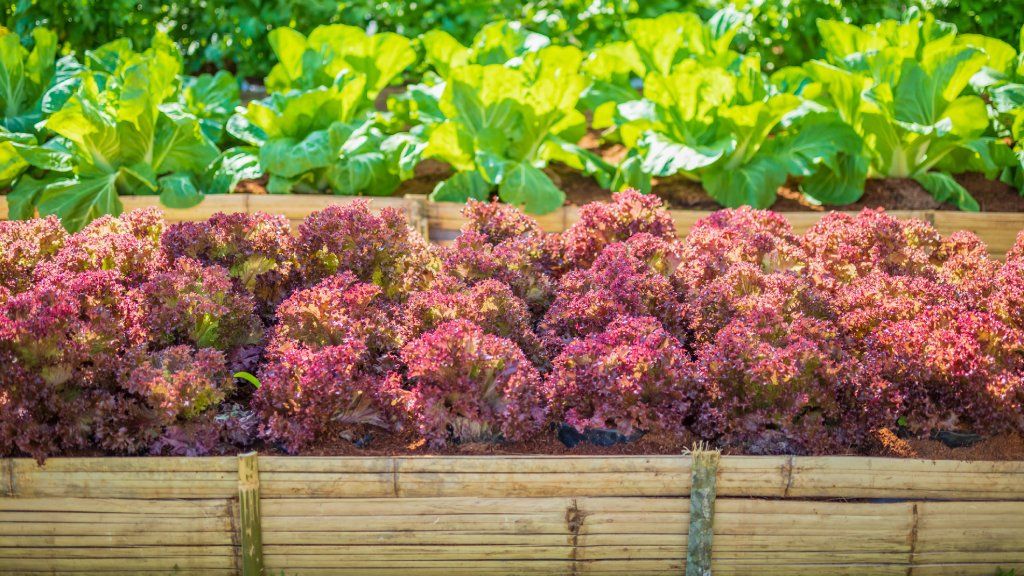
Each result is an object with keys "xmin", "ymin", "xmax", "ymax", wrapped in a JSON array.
[{"xmin": 6, "ymin": 0, "xmax": 1022, "ymax": 79}]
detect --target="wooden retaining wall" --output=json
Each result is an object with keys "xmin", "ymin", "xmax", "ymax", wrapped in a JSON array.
[
  {"xmin": 1, "ymin": 195, "xmax": 1022, "ymax": 257},
  {"xmin": 0, "ymin": 195, "xmax": 430, "ymax": 241},
  {"xmin": 1, "ymin": 455, "xmax": 1022, "ymax": 575}
]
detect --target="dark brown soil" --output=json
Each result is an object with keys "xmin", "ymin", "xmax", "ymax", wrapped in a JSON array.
[
  {"xmin": 552, "ymin": 167, "xmax": 1024, "ymax": 213},
  {"xmin": 403, "ymin": 159, "xmax": 452, "ymax": 196},
  {"xmin": 905, "ymin": 433, "xmax": 1024, "ymax": 461},
  {"xmin": 218, "ymin": 131, "xmax": 1022, "ymax": 212},
  {"xmin": 949, "ymin": 172, "xmax": 1024, "ymax": 211}
]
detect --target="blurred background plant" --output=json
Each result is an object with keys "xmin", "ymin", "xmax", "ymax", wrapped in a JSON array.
[{"xmin": 6, "ymin": 0, "xmax": 1022, "ymax": 80}]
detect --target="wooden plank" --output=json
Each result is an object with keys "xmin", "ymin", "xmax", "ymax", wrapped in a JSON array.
[
  {"xmin": 933, "ymin": 211, "xmax": 1024, "ymax": 258},
  {"xmin": 248, "ymin": 194, "xmax": 413, "ymax": 220},
  {"xmin": 0, "ymin": 196, "xmax": 7, "ymax": 220},
  {"xmin": 5, "ymin": 455, "xmax": 1024, "ymax": 500},
  {"xmin": 120, "ymin": 194, "xmax": 249, "ymax": 221},
  {"xmin": 0, "ymin": 556, "xmax": 235, "ymax": 570},
  {"xmin": 404, "ymin": 193, "xmax": 431, "ymax": 241},
  {"xmin": 0, "ymin": 546, "xmax": 234, "ymax": 558},
  {"xmin": 0, "ymin": 516, "xmax": 232, "ymax": 535},
  {"xmin": 426, "ymin": 201, "xmax": 570, "ymax": 235},
  {"xmin": 0, "ymin": 532, "xmax": 235, "ymax": 547},
  {"xmin": 784, "ymin": 457, "xmax": 1024, "ymax": 500},
  {"xmin": 7, "ymin": 457, "xmax": 236, "ymax": 472},
  {"xmin": 0, "ymin": 571, "xmax": 237, "ymax": 576},
  {"xmin": 7, "ymin": 458, "xmax": 237, "ymax": 498}
]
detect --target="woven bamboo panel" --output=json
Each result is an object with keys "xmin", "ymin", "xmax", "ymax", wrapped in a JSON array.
[
  {"xmin": 253, "ymin": 455, "xmax": 1024, "ymax": 500},
  {"xmin": 0, "ymin": 455, "xmax": 1022, "ymax": 575}
]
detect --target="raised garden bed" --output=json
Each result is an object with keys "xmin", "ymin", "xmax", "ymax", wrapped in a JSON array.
[
  {"xmin": 2, "ymin": 454, "xmax": 1023, "ymax": 575},
  {"xmin": 2, "ymin": 194, "xmax": 1023, "ymax": 258}
]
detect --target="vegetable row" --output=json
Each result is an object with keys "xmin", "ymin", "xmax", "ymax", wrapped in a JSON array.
[
  {"xmin": 2, "ymin": 11, "xmax": 1024, "ymax": 231},
  {"xmin": 2, "ymin": 191, "xmax": 1022, "ymax": 460}
]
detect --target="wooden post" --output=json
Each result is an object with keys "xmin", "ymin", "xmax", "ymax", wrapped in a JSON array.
[
  {"xmin": 404, "ymin": 194, "xmax": 431, "ymax": 242},
  {"xmin": 238, "ymin": 452, "xmax": 265, "ymax": 576},
  {"xmin": 686, "ymin": 445, "xmax": 720, "ymax": 576}
]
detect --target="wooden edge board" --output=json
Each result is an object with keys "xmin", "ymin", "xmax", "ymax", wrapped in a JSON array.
[
  {"xmin": 1, "ymin": 454, "xmax": 1021, "ymax": 500},
  {"xmin": 1, "ymin": 193, "xmax": 1021, "ymax": 255}
]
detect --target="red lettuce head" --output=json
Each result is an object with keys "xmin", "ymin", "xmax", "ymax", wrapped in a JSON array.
[
  {"xmin": 865, "ymin": 305, "xmax": 1024, "ymax": 436},
  {"xmin": 559, "ymin": 189, "xmax": 676, "ymax": 272},
  {"xmin": 440, "ymin": 230, "xmax": 556, "ymax": 315},
  {"xmin": 539, "ymin": 240, "xmax": 686, "ymax": 354},
  {"xmin": 402, "ymin": 278, "xmax": 544, "ymax": 365},
  {"xmin": 680, "ymin": 207, "xmax": 805, "ymax": 294},
  {"xmin": 141, "ymin": 257, "xmax": 262, "ymax": 352},
  {"xmin": 268, "ymin": 272, "xmax": 400, "ymax": 365},
  {"xmin": 546, "ymin": 316, "xmax": 714, "ymax": 438},
  {"xmin": 36, "ymin": 208, "xmax": 166, "ymax": 284},
  {"xmin": 163, "ymin": 212, "xmax": 298, "ymax": 311},
  {"xmin": 693, "ymin": 309, "xmax": 885, "ymax": 453},
  {"xmin": 802, "ymin": 209, "xmax": 941, "ymax": 290},
  {"xmin": 395, "ymin": 320, "xmax": 547, "ymax": 447},
  {"xmin": 297, "ymin": 201, "xmax": 436, "ymax": 299},
  {"xmin": 0, "ymin": 216, "xmax": 67, "ymax": 294},
  {"xmin": 253, "ymin": 341, "xmax": 396, "ymax": 453}
]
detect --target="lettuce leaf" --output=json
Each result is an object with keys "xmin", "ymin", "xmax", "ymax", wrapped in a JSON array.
[{"xmin": 424, "ymin": 46, "xmax": 606, "ymax": 214}]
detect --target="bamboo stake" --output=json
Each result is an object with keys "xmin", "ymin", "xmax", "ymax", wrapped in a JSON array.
[
  {"xmin": 686, "ymin": 444, "xmax": 720, "ymax": 576},
  {"xmin": 238, "ymin": 452, "xmax": 265, "ymax": 576}
]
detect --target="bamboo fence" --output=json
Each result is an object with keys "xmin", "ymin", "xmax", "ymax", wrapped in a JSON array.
[
  {"xmin": 1, "ymin": 454, "xmax": 1022, "ymax": 575},
  {"xmin": 0, "ymin": 194, "xmax": 1021, "ymax": 257}
]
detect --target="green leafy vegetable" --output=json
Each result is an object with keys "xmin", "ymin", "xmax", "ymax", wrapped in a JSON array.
[
  {"xmin": 180, "ymin": 70, "xmax": 241, "ymax": 141},
  {"xmin": 808, "ymin": 10, "xmax": 1014, "ymax": 209},
  {"xmin": 229, "ymin": 75, "xmax": 415, "ymax": 196},
  {"xmin": 421, "ymin": 20, "xmax": 550, "ymax": 77},
  {"xmin": 615, "ymin": 54, "xmax": 863, "ymax": 208},
  {"xmin": 424, "ymin": 45, "xmax": 608, "ymax": 213},
  {"xmin": 265, "ymin": 24, "xmax": 415, "ymax": 101},
  {"xmin": 14, "ymin": 34, "xmax": 218, "ymax": 229}
]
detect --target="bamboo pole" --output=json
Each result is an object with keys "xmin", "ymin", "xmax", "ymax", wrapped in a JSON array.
[
  {"xmin": 686, "ymin": 445, "xmax": 720, "ymax": 576},
  {"xmin": 238, "ymin": 452, "xmax": 265, "ymax": 576}
]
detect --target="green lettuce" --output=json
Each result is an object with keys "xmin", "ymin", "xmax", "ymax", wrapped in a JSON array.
[
  {"xmin": 614, "ymin": 55, "xmax": 863, "ymax": 208},
  {"xmin": 386, "ymin": 20, "xmax": 550, "ymax": 135},
  {"xmin": 1, "ymin": 27, "xmax": 77, "ymax": 191},
  {"xmin": 423, "ymin": 45, "xmax": 610, "ymax": 214},
  {"xmin": 228, "ymin": 75, "xmax": 418, "ymax": 196},
  {"xmin": 265, "ymin": 24, "xmax": 415, "ymax": 101},
  {"xmin": 421, "ymin": 20, "xmax": 550, "ymax": 77},
  {"xmin": 957, "ymin": 24, "xmax": 1024, "ymax": 191},
  {"xmin": 582, "ymin": 10, "xmax": 745, "ymax": 132},
  {"xmin": 808, "ymin": 10, "xmax": 1015, "ymax": 210},
  {"xmin": 10, "ymin": 34, "xmax": 218, "ymax": 229},
  {"xmin": 180, "ymin": 70, "xmax": 241, "ymax": 142}
]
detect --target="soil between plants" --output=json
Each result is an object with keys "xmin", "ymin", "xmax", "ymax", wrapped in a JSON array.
[{"xmin": 228, "ymin": 165, "xmax": 1024, "ymax": 213}]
